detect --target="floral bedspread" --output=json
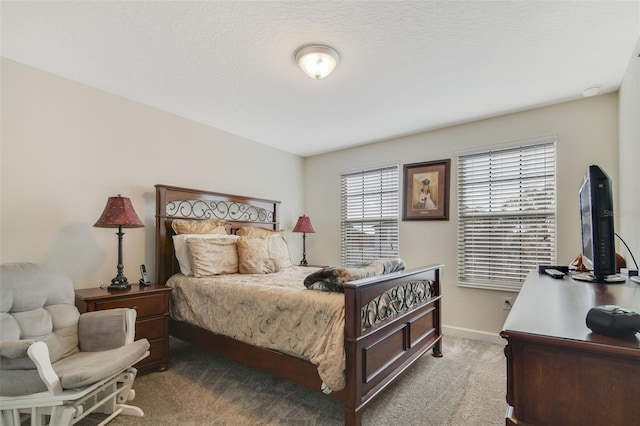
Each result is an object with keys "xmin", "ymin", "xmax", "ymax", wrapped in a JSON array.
[{"xmin": 166, "ymin": 266, "xmax": 346, "ymax": 391}]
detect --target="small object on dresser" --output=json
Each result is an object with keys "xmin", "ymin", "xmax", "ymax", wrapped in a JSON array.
[
  {"xmin": 139, "ymin": 264, "xmax": 151, "ymax": 285},
  {"xmin": 620, "ymin": 268, "xmax": 639, "ymax": 277},
  {"xmin": 586, "ymin": 305, "xmax": 640, "ymax": 336},
  {"xmin": 544, "ymin": 268, "xmax": 566, "ymax": 279},
  {"xmin": 538, "ymin": 264, "xmax": 569, "ymax": 274}
]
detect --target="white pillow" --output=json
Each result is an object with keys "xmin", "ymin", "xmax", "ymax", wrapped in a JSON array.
[{"xmin": 173, "ymin": 234, "xmax": 239, "ymax": 276}]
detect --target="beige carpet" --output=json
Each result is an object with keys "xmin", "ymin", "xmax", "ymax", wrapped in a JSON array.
[{"xmin": 83, "ymin": 335, "xmax": 507, "ymax": 425}]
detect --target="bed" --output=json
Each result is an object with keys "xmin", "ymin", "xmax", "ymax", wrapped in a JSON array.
[{"xmin": 155, "ymin": 184, "xmax": 443, "ymax": 426}]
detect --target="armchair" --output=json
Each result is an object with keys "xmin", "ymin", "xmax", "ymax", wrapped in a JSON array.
[{"xmin": 0, "ymin": 262, "xmax": 150, "ymax": 426}]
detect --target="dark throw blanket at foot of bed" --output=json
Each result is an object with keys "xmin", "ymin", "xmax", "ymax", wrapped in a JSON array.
[{"xmin": 304, "ymin": 258, "xmax": 406, "ymax": 292}]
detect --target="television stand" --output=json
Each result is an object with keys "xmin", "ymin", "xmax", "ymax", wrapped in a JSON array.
[
  {"xmin": 501, "ymin": 271, "xmax": 640, "ymax": 425},
  {"xmin": 572, "ymin": 272, "xmax": 626, "ymax": 283}
]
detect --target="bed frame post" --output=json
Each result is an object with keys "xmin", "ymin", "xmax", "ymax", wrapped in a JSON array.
[
  {"xmin": 343, "ymin": 407, "xmax": 362, "ymax": 426},
  {"xmin": 155, "ymin": 185, "xmax": 168, "ymax": 284},
  {"xmin": 343, "ymin": 284, "xmax": 361, "ymax": 426},
  {"xmin": 432, "ymin": 267, "xmax": 443, "ymax": 358}
]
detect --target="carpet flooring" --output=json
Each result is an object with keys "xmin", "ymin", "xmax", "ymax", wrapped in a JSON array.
[{"xmin": 84, "ymin": 335, "xmax": 507, "ymax": 425}]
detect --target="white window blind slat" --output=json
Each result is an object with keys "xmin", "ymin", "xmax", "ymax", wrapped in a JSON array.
[
  {"xmin": 341, "ymin": 165, "xmax": 400, "ymax": 266},
  {"xmin": 457, "ymin": 138, "xmax": 557, "ymax": 290}
]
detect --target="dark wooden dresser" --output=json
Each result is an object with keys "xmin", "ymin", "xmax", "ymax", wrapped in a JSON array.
[
  {"xmin": 500, "ymin": 271, "xmax": 640, "ymax": 426},
  {"xmin": 75, "ymin": 284, "xmax": 172, "ymax": 372}
]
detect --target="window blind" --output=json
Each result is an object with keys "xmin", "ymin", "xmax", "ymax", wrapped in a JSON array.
[
  {"xmin": 341, "ymin": 165, "xmax": 400, "ymax": 266},
  {"xmin": 457, "ymin": 138, "xmax": 557, "ymax": 290}
]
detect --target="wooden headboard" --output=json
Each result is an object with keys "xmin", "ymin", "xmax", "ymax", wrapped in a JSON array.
[{"xmin": 155, "ymin": 184, "xmax": 281, "ymax": 285}]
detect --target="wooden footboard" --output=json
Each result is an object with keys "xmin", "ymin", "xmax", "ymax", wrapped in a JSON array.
[{"xmin": 342, "ymin": 264, "xmax": 442, "ymax": 425}]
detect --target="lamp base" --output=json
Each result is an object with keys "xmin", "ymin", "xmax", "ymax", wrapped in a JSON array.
[
  {"xmin": 108, "ymin": 274, "xmax": 131, "ymax": 291},
  {"xmin": 108, "ymin": 282, "xmax": 131, "ymax": 291},
  {"xmin": 299, "ymin": 232, "xmax": 308, "ymax": 266}
]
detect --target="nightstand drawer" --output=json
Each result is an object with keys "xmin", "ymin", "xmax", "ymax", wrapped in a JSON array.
[
  {"xmin": 96, "ymin": 294, "xmax": 167, "ymax": 319},
  {"xmin": 141, "ymin": 338, "xmax": 167, "ymax": 365},
  {"xmin": 136, "ymin": 316, "xmax": 168, "ymax": 341}
]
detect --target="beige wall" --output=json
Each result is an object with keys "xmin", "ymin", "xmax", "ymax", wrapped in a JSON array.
[
  {"xmin": 2, "ymin": 51, "xmax": 632, "ymax": 340},
  {"xmin": 0, "ymin": 58, "xmax": 305, "ymax": 288},
  {"xmin": 304, "ymin": 94, "xmax": 619, "ymax": 340},
  {"xmin": 618, "ymin": 37, "xmax": 640, "ymax": 266}
]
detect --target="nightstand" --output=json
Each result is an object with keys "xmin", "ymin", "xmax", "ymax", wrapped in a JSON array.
[{"xmin": 75, "ymin": 284, "xmax": 172, "ymax": 372}]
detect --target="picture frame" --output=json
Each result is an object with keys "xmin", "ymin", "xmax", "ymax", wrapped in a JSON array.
[{"xmin": 402, "ymin": 159, "xmax": 451, "ymax": 220}]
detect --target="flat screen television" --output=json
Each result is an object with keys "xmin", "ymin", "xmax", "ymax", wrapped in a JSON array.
[{"xmin": 573, "ymin": 165, "xmax": 624, "ymax": 283}]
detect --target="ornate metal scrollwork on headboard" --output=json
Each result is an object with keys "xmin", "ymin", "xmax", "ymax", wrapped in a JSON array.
[
  {"xmin": 361, "ymin": 280, "xmax": 435, "ymax": 331},
  {"xmin": 166, "ymin": 199, "xmax": 274, "ymax": 222}
]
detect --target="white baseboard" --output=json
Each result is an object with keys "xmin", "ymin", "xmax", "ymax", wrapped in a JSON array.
[{"xmin": 442, "ymin": 325, "xmax": 505, "ymax": 346}]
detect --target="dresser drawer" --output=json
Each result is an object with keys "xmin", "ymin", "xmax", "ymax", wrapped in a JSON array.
[
  {"xmin": 136, "ymin": 316, "xmax": 168, "ymax": 341},
  {"xmin": 96, "ymin": 294, "xmax": 167, "ymax": 319}
]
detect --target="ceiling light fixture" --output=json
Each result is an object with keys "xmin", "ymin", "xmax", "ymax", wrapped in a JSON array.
[
  {"xmin": 295, "ymin": 45, "xmax": 340, "ymax": 80},
  {"xmin": 582, "ymin": 86, "xmax": 601, "ymax": 97}
]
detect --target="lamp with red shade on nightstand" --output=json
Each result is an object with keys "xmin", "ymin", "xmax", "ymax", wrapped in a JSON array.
[
  {"xmin": 94, "ymin": 194, "xmax": 144, "ymax": 290},
  {"xmin": 292, "ymin": 215, "xmax": 315, "ymax": 265}
]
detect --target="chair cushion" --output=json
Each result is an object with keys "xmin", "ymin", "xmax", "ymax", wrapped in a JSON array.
[
  {"xmin": 0, "ymin": 368, "xmax": 48, "ymax": 396},
  {"xmin": 0, "ymin": 340, "xmax": 35, "ymax": 359},
  {"xmin": 0, "ymin": 340, "xmax": 150, "ymax": 396},
  {"xmin": 78, "ymin": 309, "xmax": 130, "ymax": 352},
  {"xmin": 0, "ymin": 263, "xmax": 75, "ymax": 313},
  {"xmin": 53, "ymin": 338, "xmax": 150, "ymax": 389},
  {"xmin": 1, "ymin": 263, "xmax": 80, "ymax": 371}
]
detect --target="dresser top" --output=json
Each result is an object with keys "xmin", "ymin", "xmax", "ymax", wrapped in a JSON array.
[{"xmin": 502, "ymin": 271, "xmax": 640, "ymax": 350}]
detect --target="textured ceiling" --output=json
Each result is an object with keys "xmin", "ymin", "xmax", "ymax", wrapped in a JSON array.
[{"xmin": 2, "ymin": 1, "xmax": 639, "ymax": 157}]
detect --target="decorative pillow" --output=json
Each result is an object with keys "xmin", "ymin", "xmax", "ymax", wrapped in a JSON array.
[
  {"xmin": 237, "ymin": 237, "xmax": 281, "ymax": 274},
  {"xmin": 186, "ymin": 238, "xmax": 238, "ymax": 277},
  {"xmin": 266, "ymin": 234, "xmax": 292, "ymax": 268},
  {"xmin": 171, "ymin": 219, "xmax": 227, "ymax": 235},
  {"xmin": 239, "ymin": 257, "xmax": 280, "ymax": 274},
  {"xmin": 173, "ymin": 234, "xmax": 239, "ymax": 276},
  {"xmin": 236, "ymin": 227, "xmax": 282, "ymax": 237}
]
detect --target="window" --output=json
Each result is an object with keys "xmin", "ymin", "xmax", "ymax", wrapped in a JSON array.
[
  {"xmin": 457, "ymin": 137, "xmax": 557, "ymax": 290},
  {"xmin": 341, "ymin": 164, "xmax": 400, "ymax": 266}
]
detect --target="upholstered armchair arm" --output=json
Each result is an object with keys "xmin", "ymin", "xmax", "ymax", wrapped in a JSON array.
[
  {"xmin": 0, "ymin": 339, "xmax": 36, "ymax": 359},
  {"xmin": 78, "ymin": 308, "xmax": 137, "ymax": 352}
]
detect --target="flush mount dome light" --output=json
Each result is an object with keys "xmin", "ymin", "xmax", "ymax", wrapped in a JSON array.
[
  {"xmin": 295, "ymin": 45, "xmax": 340, "ymax": 80},
  {"xmin": 582, "ymin": 86, "xmax": 601, "ymax": 97}
]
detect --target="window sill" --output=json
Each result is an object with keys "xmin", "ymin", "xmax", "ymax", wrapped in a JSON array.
[{"xmin": 457, "ymin": 281, "xmax": 521, "ymax": 292}]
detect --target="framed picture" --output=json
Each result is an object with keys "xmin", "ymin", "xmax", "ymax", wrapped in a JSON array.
[{"xmin": 403, "ymin": 159, "xmax": 451, "ymax": 220}]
